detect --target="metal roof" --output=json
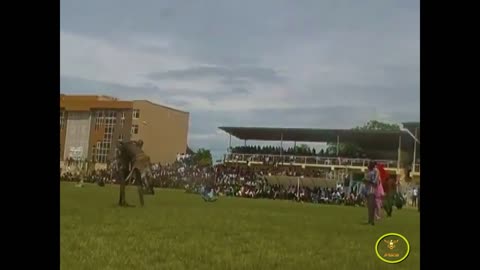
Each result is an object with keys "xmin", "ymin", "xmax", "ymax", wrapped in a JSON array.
[
  {"xmin": 402, "ymin": 122, "xmax": 420, "ymax": 138},
  {"xmin": 218, "ymin": 126, "xmax": 418, "ymax": 151},
  {"xmin": 402, "ymin": 122, "xmax": 420, "ymax": 129}
]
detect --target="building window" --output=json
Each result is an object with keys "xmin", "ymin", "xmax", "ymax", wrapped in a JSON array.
[
  {"xmin": 94, "ymin": 110, "xmax": 105, "ymax": 131},
  {"xmin": 118, "ymin": 134, "xmax": 124, "ymax": 141},
  {"xmin": 120, "ymin": 112, "xmax": 125, "ymax": 127},
  {"xmin": 131, "ymin": 124, "xmax": 139, "ymax": 135},
  {"xmin": 94, "ymin": 110, "xmax": 117, "ymax": 163},
  {"xmin": 133, "ymin": 109, "xmax": 140, "ymax": 119}
]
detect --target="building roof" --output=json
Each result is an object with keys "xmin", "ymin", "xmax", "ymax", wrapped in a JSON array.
[
  {"xmin": 60, "ymin": 94, "xmax": 118, "ymax": 101},
  {"xmin": 60, "ymin": 95, "xmax": 132, "ymax": 111},
  {"xmin": 402, "ymin": 122, "xmax": 420, "ymax": 135},
  {"xmin": 218, "ymin": 126, "xmax": 418, "ymax": 151},
  {"xmin": 402, "ymin": 121, "xmax": 420, "ymax": 127}
]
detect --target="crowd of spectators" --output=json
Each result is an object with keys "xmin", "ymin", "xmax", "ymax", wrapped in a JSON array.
[
  {"xmin": 231, "ymin": 145, "xmax": 367, "ymax": 158},
  {"xmin": 61, "ymin": 158, "xmax": 364, "ymax": 205},
  {"xmin": 61, "ymin": 157, "xmax": 213, "ymax": 189},
  {"xmin": 232, "ymin": 145, "xmax": 322, "ymax": 156},
  {"xmin": 61, "ymin": 169, "xmax": 113, "ymax": 184},
  {"xmin": 185, "ymin": 165, "xmax": 365, "ymax": 206},
  {"xmin": 61, "ymin": 150, "xmax": 416, "ymax": 208}
]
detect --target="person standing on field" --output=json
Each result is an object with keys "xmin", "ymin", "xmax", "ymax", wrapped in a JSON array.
[
  {"xmin": 374, "ymin": 164, "xmax": 386, "ymax": 220},
  {"xmin": 412, "ymin": 187, "xmax": 418, "ymax": 207},
  {"xmin": 417, "ymin": 186, "xmax": 420, "ymax": 212},
  {"xmin": 382, "ymin": 175, "xmax": 397, "ymax": 217},
  {"xmin": 364, "ymin": 161, "xmax": 379, "ymax": 225}
]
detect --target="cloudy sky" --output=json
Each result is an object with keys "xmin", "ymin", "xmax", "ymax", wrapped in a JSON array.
[{"xmin": 61, "ymin": 0, "xmax": 419, "ymax": 160}]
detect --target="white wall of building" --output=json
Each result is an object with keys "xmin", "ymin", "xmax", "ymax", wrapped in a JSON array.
[{"xmin": 63, "ymin": 112, "xmax": 91, "ymax": 160}]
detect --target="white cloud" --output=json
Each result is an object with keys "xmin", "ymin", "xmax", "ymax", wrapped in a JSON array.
[
  {"xmin": 61, "ymin": 0, "xmax": 419, "ymax": 151},
  {"xmin": 61, "ymin": 31, "xmax": 197, "ymax": 87},
  {"xmin": 61, "ymin": 32, "xmax": 304, "ymax": 111}
]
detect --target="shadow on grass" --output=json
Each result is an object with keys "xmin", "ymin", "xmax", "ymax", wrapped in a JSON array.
[{"xmin": 110, "ymin": 204, "xmax": 137, "ymax": 208}]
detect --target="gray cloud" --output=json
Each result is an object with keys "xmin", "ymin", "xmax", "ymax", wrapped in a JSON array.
[
  {"xmin": 61, "ymin": 76, "xmax": 250, "ymax": 105},
  {"xmin": 61, "ymin": 0, "xmax": 419, "ymax": 154},
  {"xmin": 61, "ymin": 0, "xmax": 418, "ymax": 66},
  {"xmin": 60, "ymin": 76, "xmax": 156, "ymax": 96},
  {"xmin": 231, "ymin": 87, "xmax": 249, "ymax": 95},
  {"xmin": 146, "ymin": 66, "xmax": 285, "ymax": 84},
  {"xmin": 220, "ymin": 77, "xmax": 250, "ymax": 87}
]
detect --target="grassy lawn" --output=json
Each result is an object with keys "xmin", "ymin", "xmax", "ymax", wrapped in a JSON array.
[{"xmin": 60, "ymin": 183, "xmax": 420, "ymax": 270}]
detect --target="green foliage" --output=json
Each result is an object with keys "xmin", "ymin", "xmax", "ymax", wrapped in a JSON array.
[
  {"xmin": 326, "ymin": 142, "xmax": 364, "ymax": 157},
  {"xmin": 293, "ymin": 143, "xmax": 314, "ymax": 155},
  {"xmin": 193, "ymin": 148, "xmax": 213, "ymax": 167},
  {"xmin": 327, "ymin": 120, "xmax": 400, "ymax": 156},
  {"xmin": 296, "ymin": 144, "xmax": 310, "ymax": 152},
  {"xmin": 352, "ymin": 120, "xmax": 400, "ymax": 131}
]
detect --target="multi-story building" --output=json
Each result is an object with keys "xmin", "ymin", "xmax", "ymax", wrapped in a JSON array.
[
  {"xmin": 131, "ymin": 100, "xmax": 190, "ymax": 164},
  {"xmin": 60, "ymin": 95, "xmax": 190, "ymax": 165},
  {"xmin": 60, "ymin": 95, "xmax": 133, "ymax": 163}
]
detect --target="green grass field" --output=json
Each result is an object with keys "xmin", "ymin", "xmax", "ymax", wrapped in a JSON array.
[{"xmin": 60, "ymin": 183, "xmax": 420, "ymax": 270}]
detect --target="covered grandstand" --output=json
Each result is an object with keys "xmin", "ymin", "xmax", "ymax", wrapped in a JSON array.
[
  {"xmin": 219, "ymin": 125, "xmax": 418, "ymax": 151},
  {"xmin": 218, "ymin": 123, "xmax": 420, "ymax": 184}
]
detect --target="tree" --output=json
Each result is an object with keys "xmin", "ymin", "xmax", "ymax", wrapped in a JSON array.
[
  {"xmin": 296, "ymin": 144, "xmax": 310, "ymax": 154},
  {"xmin": 327, "ymin": 143, "xmax": 363, "ymax": 157},
  {"xmin": 186, "ymin": 145, "xmax": 195, "ymax": 155},
  {"xmin": 327, "ymin": 120, "xmax": 400, "ymax": 157},
  {"xmin": 194, "ymin": 148, "xmax": 213, "ymax": 167},
  {"xmin": 352, "ymin": 120, "xmax": 400, "ymax": 131}
]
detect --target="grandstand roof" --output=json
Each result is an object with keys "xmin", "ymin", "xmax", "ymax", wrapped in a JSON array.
[
  {"xmin": 402, "ymin": 122, "xmax": 420, "ymax": 136},
  {"xmin": 218, "ymin": 126, "xmax": 418, "ymax": 151},
  {"xmin": 402, "ymin": 122, "xmax": 420, "ymax": 129}
]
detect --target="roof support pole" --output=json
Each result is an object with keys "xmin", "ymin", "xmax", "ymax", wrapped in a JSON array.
[
  {"xmin": 297, "ymin": 177, "xmax": 300, "ymax": 202},
  {"xmin": 229, "ymin": 134, "xmax": 232, "ymax": 150},
  {"xmin": 412, "ymin": 128, "xmax": 418, "ymax": 173},
  {"xmin": 336, "ymin": 135, "xmax": 340, "ymax": 156},
  {"xmin": 397, "ymin": 135, "xmax": 402, "ymax": 170},
  {"xmin": 244, "ymin": 139, "xmax": 247, "ymax": 147},
  {"xmin": 293, "ymin": 141, "xmax": 296, "ymax": 154},
  {"xmin": 280, "ymin": 133, "xmax": 284, "ymax": 164}
]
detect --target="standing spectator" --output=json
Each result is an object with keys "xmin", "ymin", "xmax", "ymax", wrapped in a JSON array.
[
  {"xmin": 417, "ymin": 187, "xmax": 420, "ymax": 212},
  {"xmin": 412, "ymin": 187, "xmax": 418, "ymax": 207},
  {"xmin": 363, "ymin": 161, "xmax": 379, "ymax": 226},
  {"xmin": 383, "ymin": 176, "xmax": 396, "ymax": 217}
]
